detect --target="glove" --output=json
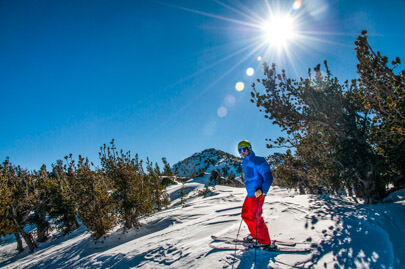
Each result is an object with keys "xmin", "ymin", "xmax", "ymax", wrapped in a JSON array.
[{"xmin": 255, "ymin": 188, "xmax": 264, "ymax": 198}]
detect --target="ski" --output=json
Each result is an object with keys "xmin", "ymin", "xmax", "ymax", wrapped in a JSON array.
[
  {"xmin": 211, "ymin": 235, "xmax": 297, "ymax": 247},
  {"xmin": 244, "ymin": 242, "xmax": 312, "ymax": 253},
  {"xmin": 209, "ymin": 242, "xmax": 246, "ymax": 251},
  {"xmin": 209, "ymin": 242, "xmax": 312, "ymax": 253}
]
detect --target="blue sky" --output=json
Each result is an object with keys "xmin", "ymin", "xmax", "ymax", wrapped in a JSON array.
[{"xmin": 1, "ymin": 0, "xmax": 404, "ymax": 170}]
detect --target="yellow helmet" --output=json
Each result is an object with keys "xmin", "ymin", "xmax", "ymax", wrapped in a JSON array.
[{"xmin": 238, "ymin": 140, "xmax": 252, "ymax": 153}]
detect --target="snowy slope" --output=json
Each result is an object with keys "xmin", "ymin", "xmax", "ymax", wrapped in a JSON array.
[
  {"xmin": 1, "ymin": 176, "xmax": 404, "ymax": 268},
  {"xmin": 172, "ymin": 148, "xmax": 241, "ymax": 177}
]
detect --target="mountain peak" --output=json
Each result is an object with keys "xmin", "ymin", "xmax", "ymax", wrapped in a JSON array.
[{"xmin": 172, "ymin": 148, "xmax": 241, "ymax": 177}]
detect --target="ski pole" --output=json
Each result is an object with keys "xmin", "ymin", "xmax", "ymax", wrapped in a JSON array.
[
  {"xmin": 233, "ymin": 218, "xmax": 243, "ymax": 269},
  {"xmin": 254, "ymin": 197, "xmax": 259, "ymax": 265}
]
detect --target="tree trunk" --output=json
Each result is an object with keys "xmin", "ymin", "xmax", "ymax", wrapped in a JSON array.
[
  {"xmin": 124, "ymin": 213, "xmax": 132, "ymax": 230},
  {"xmin": 347, "ymin": 185, "xmax": 353, "ymax": 197},
  {"xmin": 65, "ymin": 216, "xmax": 80, "ymax": 234},
  {"xmin": 393, "ymin": 174, "xmax": 404, "ymax": 189},
  {"xmin": 11, "ymin": 211, "xmax": 37, "ymax": 252},
  {"xmin": 74, "ymin": 217, "xmax": 80, "ymax": 230},
  {"xmin": 36, "ymin": 208, "xmax": 49, "ymax": 242},
  {"xmin": 36, "ymin": 224, "xmax": 48, "ymax": 242},
  {"xmin": 14, "ymin": 232, "xmax": 24, "ymax": 253},
  {"xmin": 61, "ymin": 211, "xmax": 80, "ymax": 234},
  {"xmin": 18, "ymin": 227, "xmax": 37, "ymax": 252},
  {"xmin": 298, "ymin": 183, "xmax": 306, "ymax": 195}
]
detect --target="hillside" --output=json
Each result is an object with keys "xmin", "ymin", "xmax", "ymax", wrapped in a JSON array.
[
  {"xmin": 1, "ymin": 175, "xmax": 404, "ymax": 268},
  {"xmin": 172, "ymin": 148, "xmax": 241, "ymax": 177}
]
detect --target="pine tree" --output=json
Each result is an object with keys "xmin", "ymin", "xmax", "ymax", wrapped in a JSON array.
[
  {"xmin": 67, "ymin": 155, "xmax": 117, "ymax": 239},
  {"xmin": 250, "ymin": 30, "xmax": 402, "ymax": 202},
  {"xmin": 0, "ymin": 159, "xmax": 38, "ymax": 252},
  {"xmin": 355, "ymin": 30, "xmax": 405, "ymax": 191},
  {"xmin": 47, "ymin": 160, "xmax": 80, "ymax": 234},
  {"xmin": 179, "ymin": 181, "xmax": 187, "ymax": 207},
  {"xmin": 99, "ymin": 140, "xmax": 153, "ymax": 230},
  {"xmin": 23, "ymin": 165, "xmax": 51, "ymax": 243},
  {"xmin": 162, "ymin": 157, "xmax": 174, "ymax": 176},
  {"xmin": 0, "ymin": 162, "xmax": 14, "ymax": 247},
  {"xmin": 146, "ymin": 160, "xmax": 169, "ymax": 211}
]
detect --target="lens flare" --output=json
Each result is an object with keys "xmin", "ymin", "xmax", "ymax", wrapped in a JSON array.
[
  {"xmin": 224, "ymin": 94, "xmax": 236, "ymax": 107},
  {"xmin": 235, "ymin": 81, "xmax": 245, "ymax": 91},
  {"xmin": 257, "ymin": 56, "xmax": 262, "ymax": 61},
  {"xmin": 217, "ymin": 106, "xmax": 228, "ymax": 117},
  {"xmin": 246, "ymin": 67, "xmax": 254, "ymax": 76},
  {"xmin": 293, "ymin": 0, "xmax": 302, "ymax": 10}
]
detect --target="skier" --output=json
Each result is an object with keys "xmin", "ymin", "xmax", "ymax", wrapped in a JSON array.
[{"xmin": 238, "ymin": 140, "xmax": 273, "ymax": 248}]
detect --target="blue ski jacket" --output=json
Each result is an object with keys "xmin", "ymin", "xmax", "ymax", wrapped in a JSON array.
[{"xmin": 242, "ymin": 151, "xmax": 273, "ymax": 198}]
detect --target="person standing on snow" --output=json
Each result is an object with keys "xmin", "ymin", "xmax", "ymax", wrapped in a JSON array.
[{"xmin": 238, "ymin": 140, "xmax": 273, "ymax": 247}]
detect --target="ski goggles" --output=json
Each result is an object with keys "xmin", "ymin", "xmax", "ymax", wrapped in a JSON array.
[{"xmin": 238, "ymin": 147, "xmax": 249, "ymax": 154}]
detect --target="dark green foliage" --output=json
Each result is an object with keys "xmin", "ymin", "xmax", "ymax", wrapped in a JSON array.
[
  {"xmin": 66, "ymin": 155, "xmax": 117, "ymax": 240},
  {"xmin": 272, "ymin": 150, "xmax": 306, "ymax": 193},
  {"xmin": 0, "ymin": 160, "xmax": 38, "ymax": 252},
  {"xmin": 161, "ymin": 158, "xmax": 177, "ymax": 187},
  {"xmin": 0, "ymin": 162, "xmax": 14, "ymax": 240},
  {"xmin": 99, "ymin": 141, "xmax": 149, "ymax": 230},
  {"xmin": 0, "ymin": 139, "xmax": 172, "ymax": 251},
  {"xmin": 355, "ymin": 30, "xmax": 405, "ymax": 190},
  {"xmin": 99, "ymin": 139, "xmax": 168, "ymax": 230},
  {"xmin": 179, "ymin": 181, "xmax": 188, "ymax": 207},
  {"xmin": 162, "ymin": 157, "xmax": 174, "ymax": 176},
  {"xmin": 47, "ymin": 160, "xmax": 80, "ymax": 235},
  {"xmin": 161, "ymin": 176, "xmax": 177, "ymax": 187},
  {"xmin": 251, "ymin": 31, "xmax": 403, "ymax": 202},
  {"xmin": 146, "ymin": 159, "xmax": 170, "ymax": 211},
  {"xmin": 197, "ymin": 185, "xmax": 215, "ymax": 197},
  {"xmin": 27, "ymin": 165, "xmax": 51, "ymax": 243},
  {"xmin": 209, "ymin": 169, "xmax": 244, "ymax": 187}
]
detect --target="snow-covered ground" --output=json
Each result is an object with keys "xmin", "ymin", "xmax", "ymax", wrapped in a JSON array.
[{"xmin": 1, "ymin": 175, "xmax": 404, "ymax": 268}]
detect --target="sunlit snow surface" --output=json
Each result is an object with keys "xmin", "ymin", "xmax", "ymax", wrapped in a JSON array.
[{"xmin": 1, "ymin": 175, "xmax": 404, "ymax": 268}]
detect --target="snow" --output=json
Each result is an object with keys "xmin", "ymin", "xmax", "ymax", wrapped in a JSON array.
[
  {"xmin": 1, "ymin": 176, "xmax": 404, "ymax": 268},
  {"xmin": 383, "ymin": 190, "xmax": 405, "ymax": 203},
  {"xmin": 172, "ymin": 148, "xmax": 241, "ymax": 177}
]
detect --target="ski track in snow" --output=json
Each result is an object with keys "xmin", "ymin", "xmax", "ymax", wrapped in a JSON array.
[{"xmin": 1, "ymin": 174, "xmax": 404, "ymax": 268}]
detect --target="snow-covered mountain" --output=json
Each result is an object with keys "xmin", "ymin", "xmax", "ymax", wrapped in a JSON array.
[{"xmin": 172, "ymin": 148, "xmax": 241, "ymax": 177}]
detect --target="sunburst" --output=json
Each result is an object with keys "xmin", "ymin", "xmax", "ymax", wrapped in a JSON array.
[
  {"xmin": 158, "ymin": 0, "xmax": 328, "ymax": 72},
  {"xmin": 153, "ymin": 0, "xmax": 334, "ymax": 123}
]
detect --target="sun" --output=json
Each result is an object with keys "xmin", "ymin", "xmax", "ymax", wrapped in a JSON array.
[{"xmin": 261, "ymin": 15, "xmax": 296, "ymax": 47}]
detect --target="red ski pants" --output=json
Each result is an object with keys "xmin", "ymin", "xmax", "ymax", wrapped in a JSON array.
[{"xmin": 241, "ymin": 195, "xmax": 271, "ymax": 245}]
